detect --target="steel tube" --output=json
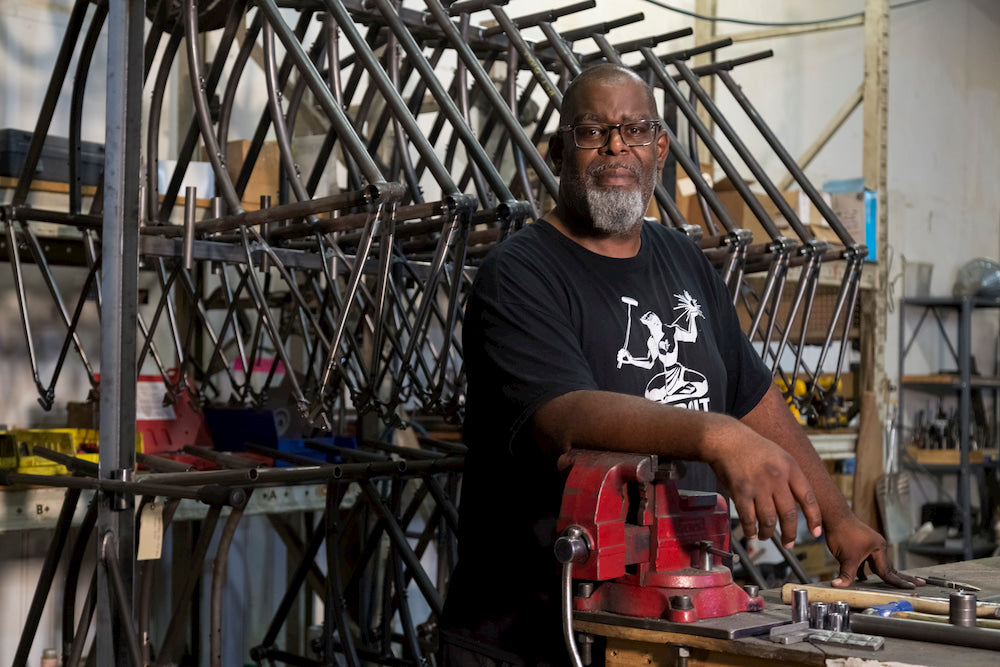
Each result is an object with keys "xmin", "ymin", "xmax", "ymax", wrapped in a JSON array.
[
  {"xmin": 99, "ymin": 0, "xmax": 143, "ymax": 661},
  {"xmin": 716, "ymin": 69, "xmax": 860, "ymax": 248},
  {"xmin": 101, "ymin": 534, "xmax": 144, "ymax": 667},
  {"xmin": 256, "ymin": 0, "xmax": 388, "ymax": 187},
  {"xmin": 210, "ymin": 500, "xmax": 247, "ymax": 667},
  {"xmin": 420, "ymin": 0, "xmax": 559, "ymax": 198},
  {"xmin": 12, "ymin": 488, "xmax": 82, "ymax": 667},
  {"xmin": 325, "ymin": 481, "xmax": 362, "ymax": 666},
  {"xmin": 12, "ymin": 0, "xmax": 90, "ymax": 205},
  {"xmin": 851, "ymin": 612, "xmax": 1000, "ymax": 651},
  {"xmin": 69, "ymin": 4, "xmax": 108, "ymax": 216}
]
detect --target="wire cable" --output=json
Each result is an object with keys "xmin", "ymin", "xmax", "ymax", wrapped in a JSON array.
[{"xmin": 640, "ymin": 0, "xmax": 932, "ymax": 28}]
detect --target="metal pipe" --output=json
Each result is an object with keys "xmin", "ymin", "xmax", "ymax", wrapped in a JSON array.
[
  {"xmin": 261, "ymin": 21, "xmax": 321, "ymax": 222},
  {"xmin": 101, "ymin": 533, "xmax": 144, "ymax": 667},
  {"xmin": 851, "ymin": 612, "xmax": 1000, "ymax": 651},
  {"xmin": 69, "ymin": 3, "xmax": 108, "ymax": 216},
  {"xmin": 256, "ymin": 0, "xmax": 388, "ymax": 187},
  {"xmin": 183, "ymin": 186, "xmax": 197, "ymax": 269},
  {"xmin": 13, "ymin": 487, "xmax": 82, "ymax": 667},
  {"xmin": 159, "ymin": 2, "xmax": 245, "ymax": 220},
  {"xmin": 255, "ymin": 513, "xmax": 329, "ymax": 652},
  {"xmin": 388, "ymin": 477, "xmax": 426, "ymax": 663},
  {"xmin": 210, "ymin": 498, "xmax": 248, "ymax": 667},
  {"xmin": 145, "ymin": 30, "xmax": 183, "ymax": 224},
  {"xmin": 716, "ymin": 69, "xmax": 860, "ymax": 249},
  {"xmin": 420, "ymin": 0, "xmax": 559, "ymax": 198},
  {"xmin": 98, "ymin": 1, "xmax": 143, "ymax": 662},
  {"xmin": 360, "ymin": 479, "xmax": 445, "ymax": 615},
  {"xmin": 670, "ymin": 56, "xmax": 813, "ymax": 243},
  {"xmin": 138, "ymin": 498, "xmax": 181, "ymax": 665},
  {"xmin": 232, "ymin": 9, "xmax": 314, "ymax": 203},
  {"xmin": 61, "ymin": 495, "xmax": 98, "ymax": 665},
  {"xmin": 11, "ymin": 0, "xmax": 90, "ymax": 205},
  {"xmin": 65, "ymin": 572, "xmax": 96, "ymax": 667},
  {"xmin": 0, "ymin": 470, "xmax": 246, "ymax": 505},
  {"xmin": 183, "ymin": 0, "xmax": 244, "ymax": 215},
  {"xmin": 480, "ymin": 1, "xmax": 595, "ymax": 37},
  {"xmin": 217, "ymin": 10, "xmax": 264, "ymax": 158},
  {"xmin": 326, "ymin": 482, "xmax": 362, "ymax": 666},
  {"xmin": 154, "ymin": 505, "xmax": 224, "ymax": 666}
]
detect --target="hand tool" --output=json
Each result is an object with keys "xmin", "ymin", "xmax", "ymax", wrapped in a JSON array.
[
  {"xmin": 781, "ymin": 583, "xmax": 1000, "ymax": 618},
  {"xmin": 867, "ymin": 600, "xmax": 914, "ymax": 616},
  {"xmin": 922, "ymin": 575, "xmax": 982, "ymax": 591}
]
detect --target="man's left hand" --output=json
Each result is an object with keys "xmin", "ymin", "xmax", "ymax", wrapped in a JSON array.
[{"xmin": 824, "ymin": 515, "xmax": 924, "ymax": 589}]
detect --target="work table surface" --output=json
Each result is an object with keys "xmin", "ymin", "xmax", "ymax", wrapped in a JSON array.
[{"xmin": 574, "ymin": 556, "xmax": 1000, "ymax": 666}]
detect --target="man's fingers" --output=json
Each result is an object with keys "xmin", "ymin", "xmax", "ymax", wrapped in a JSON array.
[
  {"xmin": 789, "ymin": 468, "xmax": 822, "ymax": 539},
  {"xmin": 867, "ymin": 550, "xmax": 922, "ymax": 589},
  {"xmin": 754, "ymin": 496, "xmax": 778, "ymax": 541},
  {"xmin": 733, "ymin": 495, "xmax": 759, "ymax": 541},
  {"xmin": 831, "ymin": 555, "xmax": 864, "ymax": 588},
  {"xmin": 772, "ymin": 492, "xmax": 800, "ymax": 548},
  {"xmin": 831, "ymin": 567, "xmax": 858, "ymax": 588}
]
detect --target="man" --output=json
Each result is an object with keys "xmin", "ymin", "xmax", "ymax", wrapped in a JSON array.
[{"xmin": 439, "ymin": 63, "xmax": 920, "ymax": 666}]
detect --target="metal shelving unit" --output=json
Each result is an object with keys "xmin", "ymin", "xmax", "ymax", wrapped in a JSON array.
[{"xmin": 897, "ymin": 295, "xmax": 1000, "ymax": 562}]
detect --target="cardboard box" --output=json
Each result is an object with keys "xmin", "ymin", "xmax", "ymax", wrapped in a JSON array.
[
  {"xmin": 673, "ymin": 164, "xmax": 839, "ymax": 246},
  {"xmin": 223, "ymin": 139, "xmax": 282, "ymax": 209},
  {"xmin": 828, "ymin": 190, "xmax": 877, "ymax": 260}
]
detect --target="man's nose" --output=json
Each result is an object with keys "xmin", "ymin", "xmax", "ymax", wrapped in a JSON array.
[{"xmin": 602, "ymin": 125, "xmax": 628, "ymax": 152}]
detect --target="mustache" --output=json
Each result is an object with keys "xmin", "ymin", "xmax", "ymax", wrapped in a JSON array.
[{"xmin": 587, "ymin": 162, "xmax": 640, "ymax": 179}]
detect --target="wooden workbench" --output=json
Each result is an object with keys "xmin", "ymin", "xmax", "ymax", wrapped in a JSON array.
[{"xmin": 574, "ymin": 557, "xmax": 1000, "ymax": 666}]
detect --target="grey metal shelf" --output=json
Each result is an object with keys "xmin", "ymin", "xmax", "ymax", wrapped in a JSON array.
[{"xmin": 897, "ymin": 296, "xmax": 1000, "ymax": 562}]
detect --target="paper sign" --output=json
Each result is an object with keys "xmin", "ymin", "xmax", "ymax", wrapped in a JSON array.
[{"xmin": 137, "ymin": 501, "xmax": 164, "ymax": 561}]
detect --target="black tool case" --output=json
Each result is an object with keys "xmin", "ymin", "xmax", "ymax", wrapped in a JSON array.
[{"xmin": 0, "ymin": 128, "xmax": 105, "ymax": 186}]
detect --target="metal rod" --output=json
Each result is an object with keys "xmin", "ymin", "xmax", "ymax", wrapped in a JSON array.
[
  {"xmin": 851, "ymin": 612, "xmax": 1000, "ymax": 651},
  {"xmin": 13, "ymin": 487, "xmax": 82, "ymax": 667},
  {"xmin": 99, "ymin": 0, "xmax": 143, "ymax": 661},
  {"xmin": 101, "ymin": 533, "xmax": 144, "ymax": 667}
]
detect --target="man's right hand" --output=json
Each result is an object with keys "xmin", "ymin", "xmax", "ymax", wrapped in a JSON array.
[{"xmin": 704, "ymin": 423, "xmax": 822, "ymax": 548}]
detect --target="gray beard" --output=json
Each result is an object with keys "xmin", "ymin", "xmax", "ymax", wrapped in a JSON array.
[{"xmin": 586, "ymin": 188, "xmax": 645, "ymax": 235}]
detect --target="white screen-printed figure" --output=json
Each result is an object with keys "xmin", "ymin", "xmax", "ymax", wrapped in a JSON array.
[{"xmin": 616, "ymin": 291, "xmax": 710, "ymax": 407}]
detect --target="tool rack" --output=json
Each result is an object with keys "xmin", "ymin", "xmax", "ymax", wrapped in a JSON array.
[
  {"xmin": 897, "ymin": 295, "xmax": 1000, "ymax": 563},
  {"xmin": 0, "ymin": 1, "xmax": 874, "ymax": 664}
]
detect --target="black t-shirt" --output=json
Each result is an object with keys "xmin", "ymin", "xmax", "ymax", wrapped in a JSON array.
[{"xmin": 441, "ymin": 220, "xmax": 771, "ymax": 662}]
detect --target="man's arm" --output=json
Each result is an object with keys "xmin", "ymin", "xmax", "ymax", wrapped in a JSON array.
[
  {"xmin": 533, "ymin": 385, "xmax": 922, "ymax": 589},
  {"xmin": 740, "ymin": 385, "xmax": 921, "ymax": 589},
  {"xmin": 532, "ymin": 388, "xmax": 823, "ymax": 548}
]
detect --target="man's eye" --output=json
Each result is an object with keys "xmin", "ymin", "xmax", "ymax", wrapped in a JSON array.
[
  {"xmin": 625, "ymin": 124, "xmax": 644, "ymax": 136},
  {"xmin": 579, "ymin": 126, "xmax": 604, "ymax": 137}
]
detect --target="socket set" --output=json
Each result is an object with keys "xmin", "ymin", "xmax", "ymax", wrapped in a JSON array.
[{"xmin": 770, "ymin": 588, "xmax": 883, "ymax": 650}]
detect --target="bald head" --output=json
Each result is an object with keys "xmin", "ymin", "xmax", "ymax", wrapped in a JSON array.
[{"xmin": 560, "ymin": 64, "xmax": 659, "ymax": 124}]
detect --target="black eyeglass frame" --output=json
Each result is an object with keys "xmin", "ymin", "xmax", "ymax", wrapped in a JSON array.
[{"xmin": 558, "ymin": 120, "xmax": 662, "ymax": 149}]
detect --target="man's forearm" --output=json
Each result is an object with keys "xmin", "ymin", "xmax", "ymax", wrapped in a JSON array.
[{"xmin": 532, "ymin": 389, "xmax": 736, "ymax": 461}]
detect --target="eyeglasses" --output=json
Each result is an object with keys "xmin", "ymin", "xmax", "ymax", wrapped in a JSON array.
[{"xmin": 559, "ymin": 120, "xmax": 661, "ymax": 149}]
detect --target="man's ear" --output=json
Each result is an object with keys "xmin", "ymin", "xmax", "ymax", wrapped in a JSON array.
[
  {"xmin": 655, "ymin": 130, "xmax": 669, "ymax": 169},
  {"xmin": 548, "ymin": 132, "xmax": 565, "ymax": 174}
]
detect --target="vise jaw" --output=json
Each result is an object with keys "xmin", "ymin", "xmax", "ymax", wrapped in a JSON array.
[{"xmin": 555, "ymin": 449, "xmax": 763, "ymax": 623}]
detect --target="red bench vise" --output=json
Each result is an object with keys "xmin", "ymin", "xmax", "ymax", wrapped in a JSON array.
[{"xmin": 554, "ymin": 449, "xmax": 764, "ymax": 623}]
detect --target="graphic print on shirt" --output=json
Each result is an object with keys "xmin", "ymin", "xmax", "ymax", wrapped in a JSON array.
[{"xmin": 616, "ymin": 291, "xmax": 710, "ymax": 410}]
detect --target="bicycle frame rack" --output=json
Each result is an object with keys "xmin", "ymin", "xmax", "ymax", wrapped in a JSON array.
[{"xmin": 0, "ymin": 1, "xmax": 867, "ymax": 664}]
